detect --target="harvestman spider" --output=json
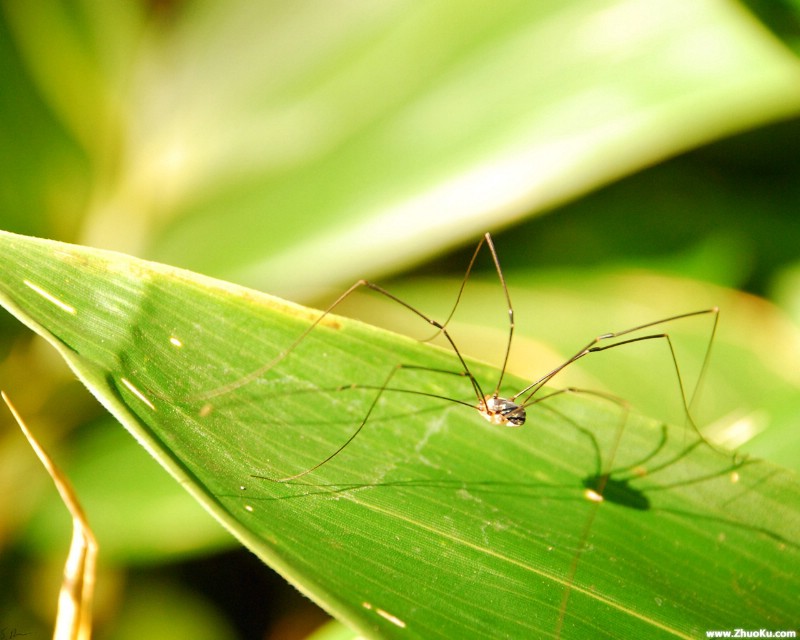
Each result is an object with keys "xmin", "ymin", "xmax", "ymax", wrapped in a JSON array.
[{"xmin": 219, "ymin": 232, "xmax": 721, "ymax": 483}]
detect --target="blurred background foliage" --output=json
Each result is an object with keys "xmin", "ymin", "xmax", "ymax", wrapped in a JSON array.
[{"xmin": 1, "ymin": 1, "xmax": 799, "ymax": 638}]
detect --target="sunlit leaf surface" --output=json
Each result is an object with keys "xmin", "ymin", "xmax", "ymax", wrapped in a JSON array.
[{"xmin": 0, "ymin": 231, "xmax": 797, "ymax": 639}]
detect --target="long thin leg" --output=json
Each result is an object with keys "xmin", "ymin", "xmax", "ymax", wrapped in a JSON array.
[
  {"xmin": 190, "ymin": 278, "xmax": 489, "ymax": 406},
  {"xmin": 208, "ymin": 234, "xmax": 515, "ymax": 480},
  {"xmin": 415, "ymin": 233, "xmax": 516, "ymax": 399},
  {"xmin": 484, "ymin": 233, "xmax": 516, "ymax": 398},
  {"xmin": 420, "ymin": 234, "xmax": 488, "ymax": 340},
  {"xmin": 515, "ymin": 308, "xmax": 719, "ymax": 441},
  {"xmin": 524, "ymin": 386, "xmax": 632, "ymax": 477},
  {"xmin": 527, "ymin": 314, "xmax": 720, "ymax": 639},
  {"xmin": 258, "ymin": 364, "xmax": 479, "ymax": 482}
]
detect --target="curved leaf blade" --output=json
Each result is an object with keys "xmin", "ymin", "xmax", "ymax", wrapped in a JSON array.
[{"xmin": 0, "ymin": 230, "xmax": 798, "ymax": 639}]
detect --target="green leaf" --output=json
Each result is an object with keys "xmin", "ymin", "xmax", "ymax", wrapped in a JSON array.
[
  {"xmin": 7, "ymin": 1, "xmax": 800, "ymax": 298},
  {"xmin": 135, "ymin": 0, "xmax": 800, "ymax": 293},
  {"xmin": 1, "ymin": 230, "xmax": 798, "ymax": 639}
]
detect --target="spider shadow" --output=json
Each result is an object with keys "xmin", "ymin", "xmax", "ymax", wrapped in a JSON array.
[{"xmin": 235, "ymin": 396, "xmax": 795, "ymax": 550}]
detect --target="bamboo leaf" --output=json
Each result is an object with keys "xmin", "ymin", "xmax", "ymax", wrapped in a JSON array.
[{"xmin": 0, "ymin": 230, "xmax": 797, "ymax": 639}]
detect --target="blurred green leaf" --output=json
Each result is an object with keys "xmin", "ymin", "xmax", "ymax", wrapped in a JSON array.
[
  {"xmin": 6, "ymin": 1, "xmax": 800, "ymax": 299},
  {"xmin": 739, "ymin": 0, "xmax": 800, "ymax": 54},
  {"xmin": 106, "ymin": 578, "xmax": 239, "ymax": 640},
  {"xmin": 0, "ymin": 6, "xmax": 91, "ymax": 239},
  {"xmin": 308, "ymin": 619, "xmax": 360, "ymax": 640},
  {"xmin": 1, "ymin": 231, "xmax": 798, "ymax": 639},
  {"xmin": 771, "ymin": 261, "xmax": 800, "ymax": 325},
  {"xmin": 2, "ymin": 0, "xmax": 145, "ymax": 154},
  {"xmin": 140, "ymin": 0, "xmax": 800, "ymax": 296},
  {"xmin": 476, "ymin": 130, "xmax": 800, "ymax": 295}
]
